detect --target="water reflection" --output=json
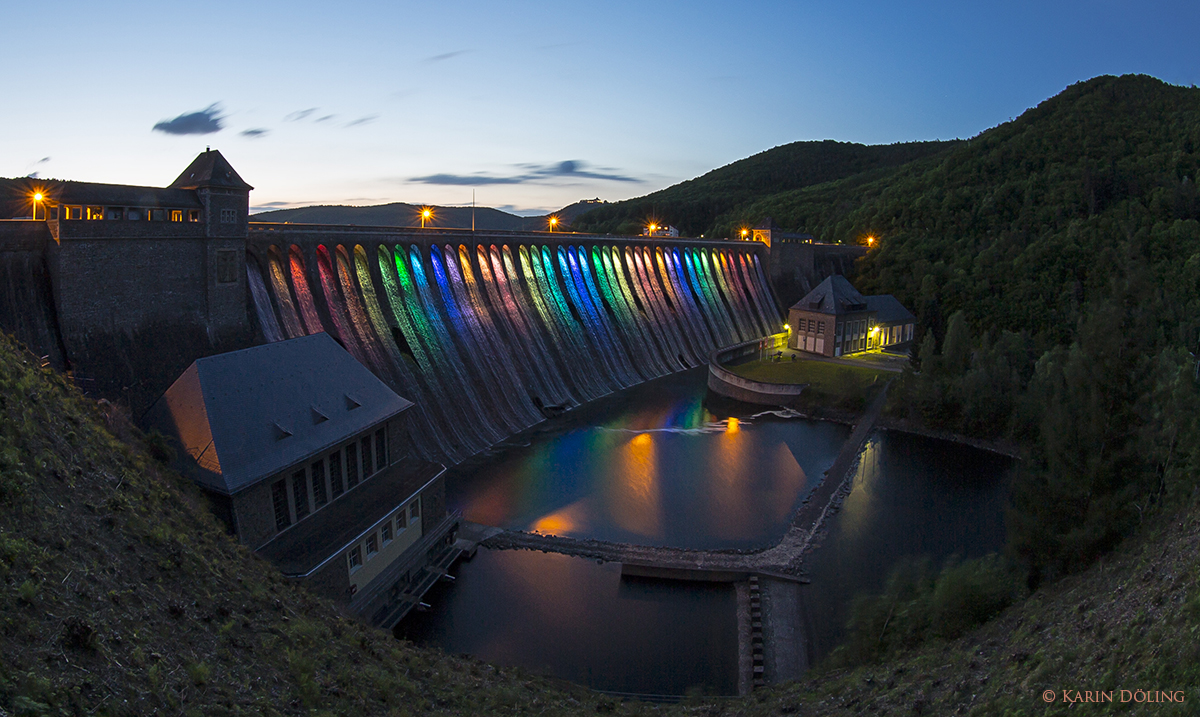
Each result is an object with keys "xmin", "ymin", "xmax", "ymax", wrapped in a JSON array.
[
  {"xmin": 802, "ymin": 431, "xmax": 1013, "ymax": 661},
  {"xmin": 400, "ymin": 548, "xmax": 738, "ymax": 696},
  {"xmin": 449, "ymin": 369, "xmax": 850, "ymax": 549}
]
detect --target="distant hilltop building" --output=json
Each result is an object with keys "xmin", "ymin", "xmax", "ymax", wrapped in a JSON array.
[
  {"xmin": 643, "ymin": 224, "xmax": 679, "ymax": 237},
  {"xmin": 144, "ymin": 333, "xmax": 460, "ymax": 628},
  {"xmin": 787, "ymin": 275, "xmax": 915, "ymax": 357}
]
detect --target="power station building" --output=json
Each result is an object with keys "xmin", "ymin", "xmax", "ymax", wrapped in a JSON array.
[
  {"xmin": 787, "ymin": 275, "xmax": 915, "ymax": 357},
  {"xmin": 144, "ymin": 333, "xmax": 460, "ymax": 628}
]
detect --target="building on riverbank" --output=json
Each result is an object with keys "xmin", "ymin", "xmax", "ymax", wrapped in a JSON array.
[
  {"xmin": 786, "ymin": 275, "xmax": 914, "ymax": 357},
  {"xmin": 143, "ymin": 332, "xmax": 460, "ymax": 627}
]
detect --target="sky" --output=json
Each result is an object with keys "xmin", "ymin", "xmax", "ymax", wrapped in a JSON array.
[{"xmin": 3, "ymin": 0, "xmax": 1197, "ymax": 215}]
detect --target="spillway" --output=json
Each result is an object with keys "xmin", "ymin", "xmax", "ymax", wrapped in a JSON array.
[{"xmin": 249, "ymin": 235, "xmax": 781, "ymax": 462}]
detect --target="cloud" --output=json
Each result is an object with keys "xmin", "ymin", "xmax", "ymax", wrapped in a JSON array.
[
  {"xmin": 316, "ymin": 114, "xmax": 336, "ymax": 123},
  {"xmin": 36, "ymin": 157, "xmax": 50, "ymax": 164},
  {"xmin": 284, "ymin": 108, "xmax": 318, "ymax": 122},
  {"xmin": 425, "ymin": 50, "xmax": 469, "ymax": 63},
  {"xmin": 27, "ymin": 172, "xmax": 40, "ymax": 179},
  {"xmin": 240, "ymin": 128, "xmax": 270, "ymax": 138},
  {"xmin": 345, "ymin": 115, "xmax": 378, "ymax": 128},
  {"xmin": 153, "ymin": 104, "xmax": 224, "ymax": 135},
  {"xmin": 410, "ymin": 160, "xmax": 642, "ymax": 186}
]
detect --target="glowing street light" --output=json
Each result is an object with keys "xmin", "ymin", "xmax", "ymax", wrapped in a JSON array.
[
  {"xmin": 866, "ymin": 235, "xmax": 876, "ymax": 246},
  {"xmin": 549, "ymin": 216, "xmax": 558, "ymax": 232},
  {"xmin": 647, "ymin": 223, "xmax": 658, "ymax": 236},
  {"xmin": 32, "ymin": 192, "xmax": 44, "ymax": 220},
  {"xmin": 420, "ymin": 207, "xmax": 433, "ymax": 228},
  {"xmin": 740, "ymin": 228, "xmax": 749, "ymax": 239}
]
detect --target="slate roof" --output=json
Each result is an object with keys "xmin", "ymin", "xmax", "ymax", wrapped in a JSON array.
[
  {"xmin": 144, "ymin": 333, "xmax": 411, "ymax": 495},
  {"xmin": 866, "ymin": 295, "xmax": 917, "ymax": 325},
  {"xmin": 28, "ymin": 181, "xmax": 202, "ymax": 209},
  {"xmin": 169, "ymin": 149, "xmax": 254, "ymax": 191},
  {"xmin": 790, "ymin": 275, "xmax": 869, "ymax": 315}
]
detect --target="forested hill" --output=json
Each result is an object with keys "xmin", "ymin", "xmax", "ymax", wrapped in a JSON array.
[
  {"xmin": 766, "ymin": 74, "xmax": 1200, "ymax": 581},
  {"xmin": 249, "ymin": 202, "xmax": 545, "ymax": 231},
  {"xmin": 571, "ymin": 139, "xmax": 959, "ymax": 237}
]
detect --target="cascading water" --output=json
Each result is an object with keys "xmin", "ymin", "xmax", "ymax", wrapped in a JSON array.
[{"xmin": 251, "ymin": 239, "xmax": 779, "ymax": 463}]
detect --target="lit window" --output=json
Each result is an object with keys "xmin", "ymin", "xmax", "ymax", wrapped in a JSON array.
[
  {"xmin": 87, "ymin": 206, "xmax": 104, "ymax": 220},
  {"xmin": 381, "ymin": 521, "xmax": 392, "ymax": 544},
  {"xmin": 348, "ymin": 545, "xmax": 362, "ymax": 571},
  {"xmin": 65, "ymin": 206, "xmax": 82, "ymax": 220},
  {"xmin": 170, "ymin": 210, "xmax": 183, "ymax": 222},
  {"xmin": 187, "ymin": 209, "xmax": 200, "ymax": 222},
  {"xmin": 366, "ymin": 533, "xmax": 378, "ymax": 558}
]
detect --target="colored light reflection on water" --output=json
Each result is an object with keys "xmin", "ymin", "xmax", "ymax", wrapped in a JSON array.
[
  {"xmin": 398, "ymin": 547, "xmax": 738, "ymax": 696},
  {"xmin": 448, "ymin": 369, "xmax": 851, "ymax": 549}
]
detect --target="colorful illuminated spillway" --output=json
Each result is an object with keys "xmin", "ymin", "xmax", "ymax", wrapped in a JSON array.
[{"xmin": 247, "ymin": 242, "xmax": 780, "ymax": 463}]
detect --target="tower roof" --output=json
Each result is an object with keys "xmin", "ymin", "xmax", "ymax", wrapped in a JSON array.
[
  {"xmin": 790, "ymin": 275, "xmax": 868, "ymax": 315},
  {"xmin": 169, "ymin": 149, "xmax": 253, "ymax": 191}
]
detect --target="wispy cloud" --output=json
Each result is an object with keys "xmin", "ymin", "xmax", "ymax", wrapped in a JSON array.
[
  {"xmin": 284, "ymin": 108, "xmax": 318, "ymax": 122},
  {"xmin": 425, "ymin": 50, "xmax": 469, "ymax": 63},
  {"xmin": 153, "ymin": 104, "xmax": 224, "ymax": 135},
  {"xmin": 410, "ymin": 160, "xmax": 642, "ymax": 186},
  {"xmin": 240, "ymin": 128, "xmax": 270, "ymax": 138},
  {"xmin": 345, "ymin": 115, "xmax": 378, "ymax": 128},
  {"xmin": 316, "ymin": 114, "xmax": 336, "ymax": 123}
]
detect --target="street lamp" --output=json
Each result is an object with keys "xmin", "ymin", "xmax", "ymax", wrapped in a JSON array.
[
  {"xmin": 32, "ymin": 192, "xmax": 44, "ymax": 220},
  {"xmin": 549, "ymin": 216, "xmax": 558, "ymax": 232},
  {"xmin": 740, "ymin": 228, "xmax": 749, "ymax": 240},
  {"xmin": 420, "ymin": 208, "xmax": 433, "ymax": 228},
  {"xmin": 647, "ymin": 223, "xmax": 658, "ymax": 236}
]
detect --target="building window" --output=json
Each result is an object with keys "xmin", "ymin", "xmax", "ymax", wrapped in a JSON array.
[
  {"xmin": 149, "ymin": 209, "xmax": 164, "ymax": 221},
  {"xmin": 188, "ymin": 209, "xmax": 201, "ymax": 222},
  {"xmin": 291, "ymin": 469, "xmax": 310, "ymax": 520},
  {"xmin": 361, "ymin": 436, "xmax": 373, "ymax": 477},
  {"xmin": 817, "ymin": 321, "xmax": 825, "ymax": 335},
  {"xmin": 396, "ymin": 507, "xmax": 407, "ymax": 530},
  {"xmin": 105, "ymin": 208, "xmax": 123, "ymax": 220},
  {"xmin": 375, "ymin": 428, "xmax": 387, "ymax": 469},
  {"xmin": 64, "ymin": 206, "xmax": 82, "ymax": 220},
  {"xmin": 216, "ymin": 250, "xmax": 238, "ymax": 284},
  {"xmin": 311, "ymin": 458, "xmax": 327, "ymax": 509},
  {"xmin": 410, "ymin": 499, "xmax": 420, "ymax": 521},
  {"xmin": 348, "ymin": 545, "xmax": 362, "ymax": 571},
  {"xmin": 87, "ymin": 206, "xmax": 104, "ymax": 220},
  {"xmin": 366, "ymin": 533, "xmax": 378, "ymax": 558},
  {"xmin": 127, "ymin": 209, "xmax": 141, "ymax": 221},
  {"xmin": 329, "ymin": 450, "xmax": 344, "ymax": 498},
  {"xmin": 220, "ymin": 208, "xmax": 237, "ymax": 223},
  {"xmin": 271, "ymin": 480, "xmax": 290, "ymax": 531},
  {"xmin": 346, "ymin": 443, "xmax": 359, "ymax": 489},
  {"xmin": 381, "ymin": 521, "xmax": 393, "ymax": 544},
  {"xmin": 170, "ymin": 210, "xmax": 183, "ymax": 222}
]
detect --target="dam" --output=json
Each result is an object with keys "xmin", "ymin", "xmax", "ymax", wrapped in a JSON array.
[{"xmin": 244, "ymin": 225, "xmax": 781, "ymax": 463}]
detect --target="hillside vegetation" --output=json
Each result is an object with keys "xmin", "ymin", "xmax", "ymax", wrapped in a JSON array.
[{"xmin": 572, "ymin": 139, "xmax": 959, "ymax": 238}]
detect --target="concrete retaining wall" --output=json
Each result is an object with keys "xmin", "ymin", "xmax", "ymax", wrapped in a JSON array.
[{"xmin": 707, "ymin": 333, "xmax": 804, "ymax": 406}]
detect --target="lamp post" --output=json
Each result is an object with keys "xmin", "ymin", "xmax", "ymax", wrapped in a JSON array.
[
  {"xmin": 648, "ymin": 223, "xmax": 658, "ymax": 237},
  {"xmin": 32, "ymin": 192, "xmax": 43, "ymax": 221},
  {"xmin": 420, "ymin": 208, "xmax": 432, "ymax": 229},
  {"xmin": 741, "ymin": 228, "xmax": 749, "ymax": 240},
  {"xmin": 549, "ymin": 216, "xmax": 558, "ymax": 232}
]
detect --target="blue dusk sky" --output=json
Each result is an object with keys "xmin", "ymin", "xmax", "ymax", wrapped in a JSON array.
[{"xmin": 3, "ymin": 1, "xmax": 1196, "ymax": 215}]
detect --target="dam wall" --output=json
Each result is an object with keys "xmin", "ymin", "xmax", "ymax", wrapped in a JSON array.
[{"xmin": 245, "ymin": 223, "xmax": 782, "ymax": 463}]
